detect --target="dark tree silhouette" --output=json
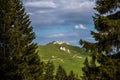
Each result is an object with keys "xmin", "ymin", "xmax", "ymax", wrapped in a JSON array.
[
  {"xmin": 0, "ymin": 0, "xmax": 44, "ymax": 80},
  {"xmin": 81, "ymin": 0, "xmax": 120, "ymax": 79},
  {"xmin": 55, "ymin": 65, "xmax": 67, "ymax": 80}
]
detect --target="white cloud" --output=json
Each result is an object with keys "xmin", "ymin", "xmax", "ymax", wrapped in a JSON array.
[
  {"xmin": 36, "ymin": 10, "xmax": 49, "ymax": 14},
  {"xmin": 25, "ymin": 1, "xmax": 57, "ymax": 8},
  {"xmin": 74, "ymin": 24, "xmax": 87, "ymax": 30},
  {"xmin": 48, "ymin": 33, "xmax": 65, "ymax": 38},
  {"xmin": 22, "ymin": 0, "xmax": 95, "ymax": 46},
  {"xmin": 27, "ymin": 12, "xmax": 34, "ymax": 15},
  {"xmin": 23, "ymin": 0, "xmax": 95, "ymax": 26},
  {"xmin": 61, "ymin": 0, "xmax": 94, "ymax": 10},
  {"xmin": 48, "ymin": 33, "xmax": 79, "ymax": 38}
]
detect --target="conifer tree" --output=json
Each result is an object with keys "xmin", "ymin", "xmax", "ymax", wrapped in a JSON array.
[
  {"xmin": 55, "ymin": 65, "xmax": 67, "ymax": 80},
  {"xmin": 68, "ymin": 71, "xmax": 80, "ymax": 80},
  {"xmin": 81, "ymin": 57, "xmax": 99, "ymax": 80},
  {"xmin": 81, "ymin": 0, "xmax": 120, "ymax": 79},
  {"xmin": 81, "ymin": 57, "xmax": 89, "ymax": 80},
  {"xmin": 0, "ymin": 0, "xmax": 44, "ymax": 80},
  {"xmin": 44, "ymin": 61, "xmax": 55, "ymax": 80}
]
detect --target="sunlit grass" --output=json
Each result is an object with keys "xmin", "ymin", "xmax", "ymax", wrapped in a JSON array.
[{"xmin": 37, "ymin": 43, "xmax": 90, "ymax": 76}]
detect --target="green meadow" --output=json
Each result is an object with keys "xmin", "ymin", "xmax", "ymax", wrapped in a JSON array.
[{"xmin": 37, "ymin": 41, "xmax": 90, "ymax": 76}]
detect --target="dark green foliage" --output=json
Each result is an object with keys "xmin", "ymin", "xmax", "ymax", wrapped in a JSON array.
[
  {"xmin": 55, "ymin": 65, "xmax": 67, "ymax": 80},
  {"xmin": 82, "ymin": 57, "xmax": 99, "ymax": 80},
  {"xmin": 68, "ymin": 71, "xmax": 80, "ymax": 80},
  {"xmin": 82, "ymin": 57, "xmax": 89, "ymax": 80},
  {"xmin": 0, "ymin": 0, "xmax": 44, "ymax": 80},
  {"xmin": 44, "ymin": 61, "xmax": 55, "ymax": 80},
  {"xmin": 81, "ymin": 0, "xmax": 120, "ymax": 80},
  {"xmin": 95, "ymin": 0, "xmax": 120, "ymax": 14}
]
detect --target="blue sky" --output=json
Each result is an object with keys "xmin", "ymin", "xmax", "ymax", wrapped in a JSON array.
[{"xmin": 23, "ymin": 0, "xmax": 95, "ymax": 46}]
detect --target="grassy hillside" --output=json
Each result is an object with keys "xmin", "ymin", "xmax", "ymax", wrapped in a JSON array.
[{"xmin": 37, "ymin": 41, "xmax": 90, "ymax": 76}]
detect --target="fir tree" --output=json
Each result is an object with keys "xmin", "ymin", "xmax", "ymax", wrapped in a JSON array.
[
  {"xmin": 0, "ymin": 0, "xmax": 44, "ymax": 80},
  {"xmin": 81, "ymin": 0, "xmax": 120, "ymax": 79},
  {"xmin": 44, "ymin": 61, "xmax": 55, "ymax": 80},
  {"xmin": 68, "ymin": 71, "xmax": 80, "ymax": 80},
  {"xmin": 81, "ymin": 57, "xmax": 99, "ymax": 80},
  {"xmin": 81, "ymin": 57, "xmax": 89, "ymax": 80},
  {"xmin": 55, "ymin": 65, "xmax": 67, "ymax": 80}
]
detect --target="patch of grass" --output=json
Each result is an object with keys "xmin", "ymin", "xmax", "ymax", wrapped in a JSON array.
[{"xmin": 37, "ymin": 43, "xmax": 90, "ymax": 76}]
